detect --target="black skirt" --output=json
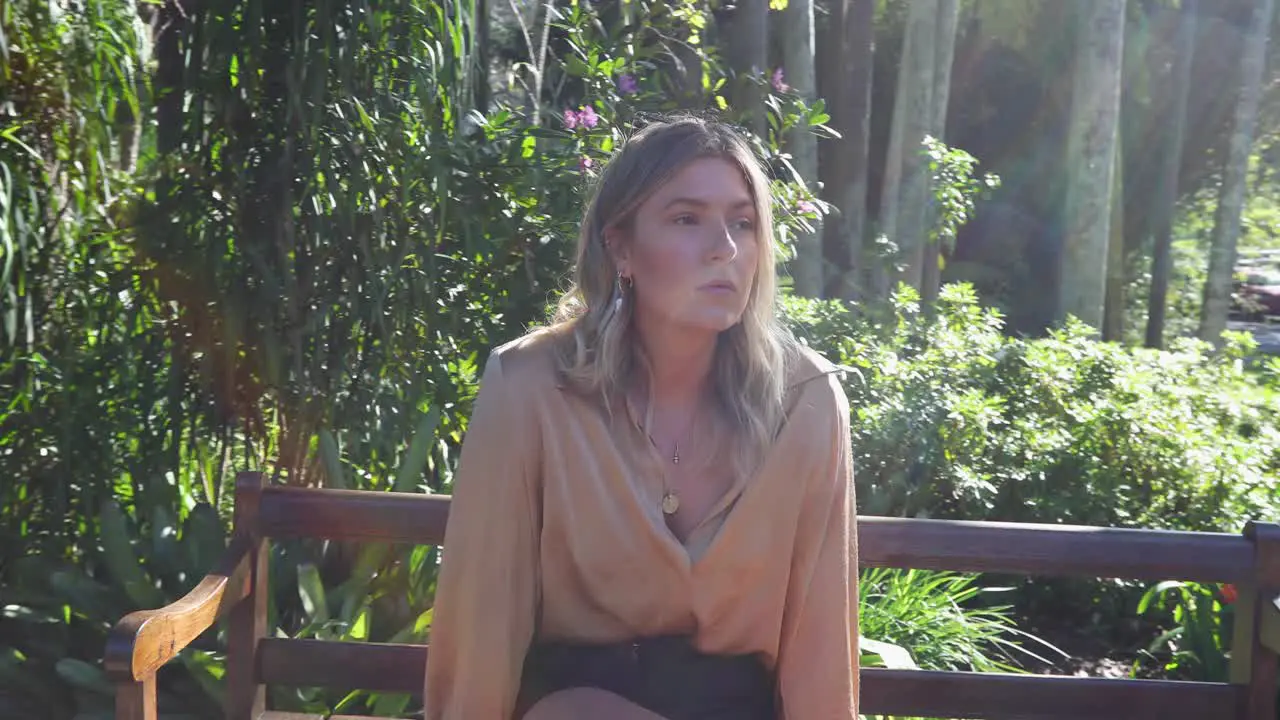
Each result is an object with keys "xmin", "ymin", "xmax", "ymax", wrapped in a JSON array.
[{"xmin": 516, "ymin": 635, "xmax": 777, "ymax": 720}]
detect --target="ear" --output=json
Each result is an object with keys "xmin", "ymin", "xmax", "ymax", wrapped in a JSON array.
[{"xmin": 604, "ymin": 226, "xmax": 631, "ymax": 275}]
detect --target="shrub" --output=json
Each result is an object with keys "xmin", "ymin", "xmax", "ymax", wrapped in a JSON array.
[
  {"xmin": 783, "ymin": 284, "xmax": 1280, "ymax": 533},
  {"xmin": 859, "ymin": 568, "xmax": 1065, "ymax": 675}
]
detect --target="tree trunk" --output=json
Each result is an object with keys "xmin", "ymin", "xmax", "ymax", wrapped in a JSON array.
[
  {"xmin": 475, "ymin": 0, "xmax": 491, "ymax": 114},
  {"xmin": 873, "ymin": 12, "xmax": 909, "ymax": 300},
  {"xmin": 896, "ymin": 1, "xmax": 938, "ymax": 292},
  {"xmin": 155, "ymin": 0, "xmax": 186, "ymax": 159},
  {"xmin": 1103, "ymin": 134, "xmax": 1126, "ymax": 342},
  {"xmin": 116, "ymin": 97, "xmax": 141, "ymax": 173},
  {"xmin": 1057, "ymin": 0, "xmax": 1125, "ymax": 332},
  {"xmin": 818, "ymin": 0, "xmax": 874, "ymax": 300},
  {"xmin": 780, "ymin": 0, "xmax": 822, "ymax": 297},
  {"xmin": 878, "ymin": 0, "xmax": 937, "ymax": 296},
  {"xmin": 1198, "ymin": 0, "xmax": 1274, "ymax": 344},
  {"xmin": 816, "ymin": 0, "xmax": 843, "ymax": 292},
  {"xmin": 1146, "ymin": 0, "xmax": 1197, "ymax": 349},
  {"xmin": 722, "ymin": 0, "xmax": 769, "ymax": 134},
  {"xmin": 921, "ymin": 0, "xmax": 959, "ymax": 306}
]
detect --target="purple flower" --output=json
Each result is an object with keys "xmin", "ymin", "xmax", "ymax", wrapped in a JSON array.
[
  {"xmin": 618, "ymin": 74, "xmax": 639, "ymax": 94},
  {"xmin": 771, "ymin": 67, "xmax": 789, "ymax": 93},
  {"xmin": 796, "ymin": 200, "xmax": 818, "ymax": 215},
  {"xmin": 578, "ymin": 155, "xmax": 595, "ymax": 173},
  {"xmin": 563, "ymin": 106, "xmax": 600, "ymax": 131}
]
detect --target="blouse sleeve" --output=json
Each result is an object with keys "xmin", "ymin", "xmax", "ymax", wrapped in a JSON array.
[
  {"xmin": 424, "ymin": 349, "xmax": 541, "ymax": 720},
  {"xmin": 777, "ymin": 372, "xmax": 860, "ymax": 719}
]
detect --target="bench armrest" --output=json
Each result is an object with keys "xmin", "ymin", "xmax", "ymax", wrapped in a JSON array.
[{"xmin": 104, "ymin": 533, "xmax": 254, "ymax": 682}]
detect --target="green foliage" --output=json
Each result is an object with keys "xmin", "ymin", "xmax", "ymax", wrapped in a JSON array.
[
  {"xmin": 925, "ymin": 134, "xmax": 1001, "ymax": 256},
  {"xmin": 1, "ymin": 500, "xmax": 227, "ymax": 718},
  {"xmin": 6, "ymin": 0, "xmax": 1280, "ymax": 715},
  {"xmin": 1135, "ymin": 581, "xmax": 1233, "ymax": 682},
  {"xmin": 786, "ymin": 284, "xmax": 1279, "ymax": 691},
  {"xmin": 0, "ymin": 0, "xmax": 831, "ymax": 716},
  {"xmin": 1125, "ymin": 237, "xmax": 1208, "ymax": 344},
  {"xmin": 1126, "ymin": 138, "xmax": 1280, "ymax": 343},
  {"xmin": 859, "ymin": 568, "xmax": 1065, "ymax": 674},
  {"xmin": 784, "ymin": 284, "xmax": 1280, "ymax": 531}
]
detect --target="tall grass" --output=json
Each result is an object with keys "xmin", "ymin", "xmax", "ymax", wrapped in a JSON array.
[{"xmin": 859, "ymin": 567, "xmax": 1066, "ymax": 674}]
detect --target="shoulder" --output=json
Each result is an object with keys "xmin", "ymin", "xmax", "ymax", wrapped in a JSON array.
[
  {"xmin": 482, "ymin": 325, "xmax": 563, "ymax": 395},
  {"xmin": 783, "ymin": 343, "xmax": 851, "ymax": 417}
]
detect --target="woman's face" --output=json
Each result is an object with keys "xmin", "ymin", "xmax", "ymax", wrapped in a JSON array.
[{"xmin": 611, "ymin": 157, "xmax": 761, "ymax": 335}]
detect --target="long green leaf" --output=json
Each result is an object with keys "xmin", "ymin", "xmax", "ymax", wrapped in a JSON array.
[
  {"xmin": 178, "ymin": 649, "xmax": 227, "ymax": 706},
  {"xmin": 297, "ymin": 563, "xmax": 330, "ymax": 626},
  {"xmin": 149, "ymin": 504, "xmax": 181, "ymax": 588},
  {"xmin": 54, "ymin": 658, "xmax": 113, "ymax": 695},
  {"xmin": 860, "ymin": 636, "xmax": 917, "ymax": 670},
  {"xmin": 387, "ymin": 607, "xmax": 433, "ymax": 644},
  {"xmin": 183, "ymin": 503, "xmax": 227, "ymax": 580},
  {"xmin": 318, "ymin": 430, "xmax": 348, "ymax": 489},
  {"xmin": 344, "ymin": 603, "xmax": 371, "ymax": 641},
  {"xmin": 393, "ymin": 407, "xmax": 440, "ymax": 492},
  {"xmin": 99, "ymin": 500, "xmax": 163, "ymax": 609}
]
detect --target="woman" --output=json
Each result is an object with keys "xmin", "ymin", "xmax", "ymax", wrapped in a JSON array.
[{"xmin": 424, "ymin": 116, "xmax": 859, "ymax": 720}]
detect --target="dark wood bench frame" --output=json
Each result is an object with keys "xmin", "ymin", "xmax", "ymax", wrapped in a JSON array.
[{"xmin": 106, "ymin": 472, "xmax": 1280, "ymax": 720}]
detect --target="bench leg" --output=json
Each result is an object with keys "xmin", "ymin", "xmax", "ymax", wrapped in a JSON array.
[
  {"xmin": 1243, "ymin": 522, "xmax": 1280, "ymax": 720},
  {"xmin": 116, "ymin": 675, "xmax": 156, "ymax": 720},
  {"xmin": 226, "ymin": 472, "xmax": 268, "ymax": 720}
]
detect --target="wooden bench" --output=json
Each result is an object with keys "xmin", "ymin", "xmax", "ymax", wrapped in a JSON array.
[{"xmin": 106, "ymin": 471, "xmax": 1280, "ymax": 720}]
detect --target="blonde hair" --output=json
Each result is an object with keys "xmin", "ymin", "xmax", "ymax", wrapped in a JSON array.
[{"xmin": 548, "ymin": 116, "xmax": 797, "ymax": 479}]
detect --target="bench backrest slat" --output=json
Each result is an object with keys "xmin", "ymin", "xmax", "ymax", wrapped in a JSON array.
[
  {"xmin": 256, "ymin": 486, "xmax": 1253, "ymax": 583},
  {"xmin": 259, "ymin": 486, "xmax": 451, "ymax": 545},
  {"xmin": 259, "ymin": 638, "xmax": 424, "ymax": 694},
  {"xmin": 859, "ymin": 515, "xmax": 1250, "ymax": 583}
]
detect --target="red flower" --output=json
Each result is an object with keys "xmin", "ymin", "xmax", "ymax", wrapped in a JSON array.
[{"xmin": 1221, "ymin": 584, "xmax": 1238, "ymax": 604}]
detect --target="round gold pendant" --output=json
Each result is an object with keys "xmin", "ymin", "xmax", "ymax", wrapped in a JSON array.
[{"xmin": 661, "ymin": 492, "xmax": 680, "ymax": 515}]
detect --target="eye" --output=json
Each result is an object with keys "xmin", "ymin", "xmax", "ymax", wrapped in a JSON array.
[
  {"xmin": 730, "ymin": 217, "xmax": 756, "ymax": 232},
  {"xmin": 672, "ymin": 213, "xmax": 698, "ymax": 226}
]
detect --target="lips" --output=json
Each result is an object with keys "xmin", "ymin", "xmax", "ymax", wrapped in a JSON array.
[{"xmin": 700, "ymin": 280, "xmax": 737, "ymax": 292}]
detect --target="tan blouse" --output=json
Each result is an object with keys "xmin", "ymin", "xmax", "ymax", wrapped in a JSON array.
[{"xmin": 423, "ymin": 329, "xmax": 859, "ymax": 720}]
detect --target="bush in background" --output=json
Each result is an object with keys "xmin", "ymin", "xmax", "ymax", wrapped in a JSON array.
[{"xmin": 784, "ymin": 284, "xmax": 1280, "ymax": 533}]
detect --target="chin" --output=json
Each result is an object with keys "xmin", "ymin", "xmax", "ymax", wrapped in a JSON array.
[{"xmin": 687, "ymin": 311, "xmax": 745, "ymax": 333}]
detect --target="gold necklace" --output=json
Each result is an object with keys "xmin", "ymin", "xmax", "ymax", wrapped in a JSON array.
[
  {"xmin": 639, "ymin": 399, "xmax": 698, "ymax": 516},
  {"xmin": 646, "ymin": 429, "xmax": 687, "ymax": 515},
  {"xmin": 661, "ymin": 447, "xmax": 682, "ymax": 515}
]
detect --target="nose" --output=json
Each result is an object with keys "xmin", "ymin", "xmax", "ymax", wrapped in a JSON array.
[{"xmin": 708, "ymin": 221, "xmax": 739, "ymax": 264}]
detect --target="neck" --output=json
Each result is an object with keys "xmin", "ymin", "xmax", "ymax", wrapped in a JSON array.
[{"xmin": 634, "ymin": 317, "xmax": 718, "ymax": 407}]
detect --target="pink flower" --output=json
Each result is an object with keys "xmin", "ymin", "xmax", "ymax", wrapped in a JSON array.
[
  {"xmin": 796, "ymin": 200, "xmax": 818, "ymax": 215},
  {"xmin": 578, "ymin": 155, "xmax": 594, "ymax": 173},
  {"xmin": 618, "ymin": 74, "xmax": 639, "ymax": 94},
  {"xmin": 563, "ymin": 106, "xmax": 600, "ymax": 131},
  {"xmin": 771, "ymin": 67, "xmax": 789, "ymax": 93}
]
